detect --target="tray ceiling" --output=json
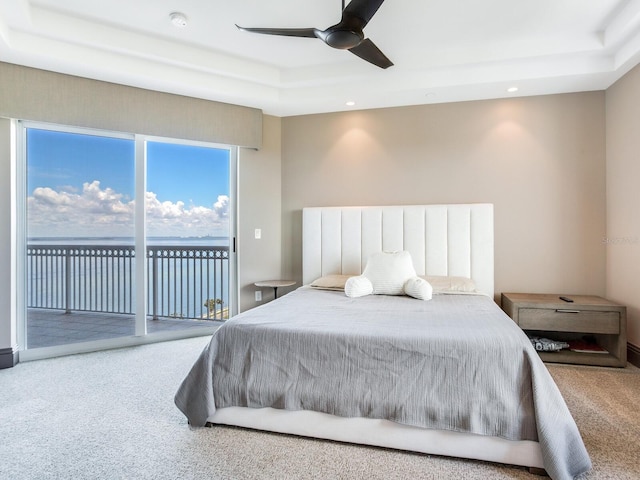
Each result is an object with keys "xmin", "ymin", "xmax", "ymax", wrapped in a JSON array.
[{"xmin": 1, "ymin": 0, "xmax": 639, "ymax": 116}]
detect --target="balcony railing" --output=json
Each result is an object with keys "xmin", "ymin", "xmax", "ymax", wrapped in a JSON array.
[{"xmin": 26, "ymin": 244, "xmax": 229, "ymax": 321}]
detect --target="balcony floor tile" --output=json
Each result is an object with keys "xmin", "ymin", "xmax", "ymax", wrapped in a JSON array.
[{"xmin": 26, "ymin": 308, "xmax": 221, "ymax": 349}]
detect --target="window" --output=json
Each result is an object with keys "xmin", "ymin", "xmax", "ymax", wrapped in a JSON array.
[{"xmin": 19, "ymin": 122, "xmax": 236, "ymax": 357}]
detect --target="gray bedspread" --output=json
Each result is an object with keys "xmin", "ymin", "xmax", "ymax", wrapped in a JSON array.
[{"xmin": 175, "ymin": 287, "xmax": 591, "ymax": 480}]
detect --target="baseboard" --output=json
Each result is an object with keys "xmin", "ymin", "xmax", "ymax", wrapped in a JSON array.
[
  {"xmin": 628, "ymin": 343, "xmax": 640, "ymax": 368},
  {"xmin": 0, "ymin": 346, "xmax": 19, "ymax": 369}
]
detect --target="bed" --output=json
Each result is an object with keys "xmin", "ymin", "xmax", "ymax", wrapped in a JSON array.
[{"xmin": 175, "ymin": 204, "xmax": 591, "ymax": 480}]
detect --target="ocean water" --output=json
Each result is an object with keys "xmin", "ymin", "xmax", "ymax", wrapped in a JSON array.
[{"xmin": 28, "ymin": 236, "xmax": 229, "ymax": 246}]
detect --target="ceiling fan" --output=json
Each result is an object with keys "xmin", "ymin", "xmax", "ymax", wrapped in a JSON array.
[{"xmin": 236, "ymin": 0, "xmax": 393, "ymax": 69}]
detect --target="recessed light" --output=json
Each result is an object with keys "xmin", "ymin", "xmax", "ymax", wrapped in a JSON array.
[
  {"xmin": 345, "ymin": 101, "xmax": 356, "ymax": 106},
  {"xmin": 507, "ymin": 87, "xmax": 519, "ymax": 93},
  {"xmin": 170, "ymin": 12, "xmax": 188, "ymax": 28}
]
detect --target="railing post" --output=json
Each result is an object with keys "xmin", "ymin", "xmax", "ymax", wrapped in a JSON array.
[
  {"xmin": 152, "ymin": 250, "xmax": 159, "ymax": 321},
  {"xmin": 64, "ymin": 248, "xmax": 71, "ymax": 314}
]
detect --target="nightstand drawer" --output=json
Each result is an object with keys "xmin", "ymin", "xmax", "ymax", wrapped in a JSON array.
[{"xmin": 519, "ymin": 308, "xmax": 619, "ymax": 334}]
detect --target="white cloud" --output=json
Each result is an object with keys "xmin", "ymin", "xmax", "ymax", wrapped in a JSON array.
[
  {"xmin": 145, "ymin": 192, "xmax": 229, "ymax": 237},
  {"xmin": 213, "ymin": 195, "xmax": 229, "ymax": 218},
  {"xmin": 28, "ymin": 181, "xmax": 229, "ymax": 239}
]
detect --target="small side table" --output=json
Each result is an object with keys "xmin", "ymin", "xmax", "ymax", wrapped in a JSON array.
[
  {"xmin": 501, "ymin": 292, "xmax": 627, "ymax": 367},
  {"xmin": 254, "ymin": 280, "xmax": 296, "ymax": 299}
]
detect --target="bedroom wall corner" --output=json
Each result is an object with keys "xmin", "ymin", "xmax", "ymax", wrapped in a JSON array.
[
  {"xmin": 605, "ymin": 63, "xmax": 640, "ymax": 355},
  {"xmin": 0, "ymin": 118, "xmax": 18, "ymax": 368},
  {"xmin": 238, "ymin": 114, "xmax": 283, "ymax": 312}
]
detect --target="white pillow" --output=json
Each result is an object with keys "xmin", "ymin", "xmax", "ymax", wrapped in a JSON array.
[
  {"xmin": 310, "ymin": 274, "xmax": 352, "ymax": 291},
  {"xmin": 420, "ymin": 275, "xmax": 477, "ymax": 293},
  {"xmin": 344, "ymin": 276, "xmax": 373, "ymax": 298},
  {"xmin": 404, "ymin": 277, "xmax": 433, "ymax": 301},
  {"xmin": 361, "ymin": 251, "xmax": 417, "ymax": 296}
]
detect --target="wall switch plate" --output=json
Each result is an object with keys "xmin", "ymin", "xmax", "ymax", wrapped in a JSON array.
[
  {"xmin": 254, "ymin": 229, "xmax": 262, "ymax": 239},
  {"xmin": 255, "ymin": 290, "xmax": 262, "ymax": 302}
]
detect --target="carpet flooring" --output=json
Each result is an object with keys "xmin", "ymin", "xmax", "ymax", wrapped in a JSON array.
[{"xmin": 0, "ymin": 336, "xmax": 638, "ymax": 479}]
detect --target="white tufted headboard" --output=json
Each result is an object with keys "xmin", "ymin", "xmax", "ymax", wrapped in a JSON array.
[{"xmin": 302, "ymin": 204, "xmax": 494, "ymax": 298}]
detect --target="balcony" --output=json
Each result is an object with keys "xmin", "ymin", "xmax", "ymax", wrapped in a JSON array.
[{"xmin": 26, "ymin": 243, "xmax": 229, "ymax": 348}]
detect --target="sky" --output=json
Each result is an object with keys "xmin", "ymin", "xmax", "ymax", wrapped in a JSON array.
[{"xmin": 26, "ymin": 128, "xmax": 230, "ymax": 238}]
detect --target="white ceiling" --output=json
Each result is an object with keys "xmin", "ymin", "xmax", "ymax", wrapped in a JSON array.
[{"xmin": 1, "ymin": 0, "xmax": 640, "ymax": 117}]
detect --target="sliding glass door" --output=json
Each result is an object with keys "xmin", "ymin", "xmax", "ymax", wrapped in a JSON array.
[
  {"xmin": 145, "ymin": 140, "xmax": 232, "ymax": 334},
  {"xmin": 24, "ymin": 126, "xmax": 136, "ymax": 349},
  {"xmin": 21, "ymin": 123, "xmax": 234, "ymax": 355}
]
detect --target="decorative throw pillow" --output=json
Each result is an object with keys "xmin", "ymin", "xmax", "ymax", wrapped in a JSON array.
[
  {"xmin": 344, "ymin": 251, "xmax": 432, "ymax": 301},
  {"xmin": 361, "ymin": 251, "xmax": 417, "ymax": 296},
  {"xmin": 403, "ymin": 277, "xmax": 433, "ymax": 301},
  {"xmin": 344, "ymin": 275, "xmax": 374, "ymax": 298}
]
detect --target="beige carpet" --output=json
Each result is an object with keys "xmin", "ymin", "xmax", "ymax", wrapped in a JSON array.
[
  {"xmin": 0, "ymin": 337, "xmax": 638, "ymax": 479},
  {"xmin": 546, "ymin": 363, "xmax": 640, "ymax": 480}
]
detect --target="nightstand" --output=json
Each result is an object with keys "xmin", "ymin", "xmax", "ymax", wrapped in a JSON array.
[{"xmin": 501, "ymin": 293, "xmax": 627, "ymax": 367}]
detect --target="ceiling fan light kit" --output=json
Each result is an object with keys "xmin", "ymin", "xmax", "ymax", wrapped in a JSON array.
[{"xmin": 236, "ymin": 0, "xmax": 393, "ymax": 69}]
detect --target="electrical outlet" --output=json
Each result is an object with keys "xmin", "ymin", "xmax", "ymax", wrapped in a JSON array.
[
  {"xmin": 255, "ymin": 290, "xmax": 262, "ymax": 302},
  {"xmin": 254, "ymin": 228, "xmax": 262, "ymax": 239}
]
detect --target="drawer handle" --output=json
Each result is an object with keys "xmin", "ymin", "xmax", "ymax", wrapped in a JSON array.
[{"xmin": 556, "ymin": 309, "xmax": 581, "ymax": 313}]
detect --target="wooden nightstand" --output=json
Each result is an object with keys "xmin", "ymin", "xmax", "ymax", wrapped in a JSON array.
[{"xmin": 501, "ymin": 293, "xmax": 627, "ymax": 367}]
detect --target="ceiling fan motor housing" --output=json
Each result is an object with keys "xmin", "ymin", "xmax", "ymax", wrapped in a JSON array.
[{"xmin": 324, "ymin": 29, "xmax": 364, "ymax": 49}]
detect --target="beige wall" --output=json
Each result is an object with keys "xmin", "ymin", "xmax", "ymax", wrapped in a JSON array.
[
  {"xmin": 606, "ymin": 64, "xmax": 640, "ymax": 348},
  {"xmin": 281, "ymin": 93, "xmax": 607, "ymax": 301},
  {"xmin": 238, "ymin": 115, "xmax": 284, "ymax": 311}
]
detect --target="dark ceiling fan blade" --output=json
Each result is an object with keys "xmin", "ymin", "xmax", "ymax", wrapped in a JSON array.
[
  {"xmin": 235, "ymin": 1, "xmax": 393, "ymax": 68},
  {"xmin": 348, "ymin": 38, "xmax": 393, "ymax": 69},
  {"xmin": 235, "ymin": 25, "xmax": 317, "ymax": 38},
  {"xmin": 343, "ymin": 0, "xmax": 386, "ymax": 28}
]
